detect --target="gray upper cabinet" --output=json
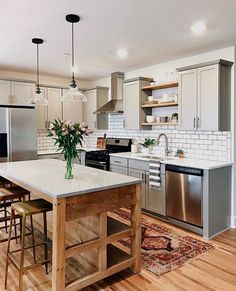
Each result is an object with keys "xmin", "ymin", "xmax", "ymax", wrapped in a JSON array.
[
  {"xmin": 177, "ymin": 59, "xmax": 233, "ymax": 131},
  {"xmin": 47, "ymin": 88, "xmax": 62, "ymax": 125},
  {"xmin": 35, "ymin": 87, "xmax": 47, "ymax": 129},
  {"xmin": 84, "ymin": 87, "xmax": 109, "ymax": 130},
  {"xmin": 124, "ymin": 77, "xmax": 152, "ymax": 130},
  {"xmin": 62, "ymin": 89, "xmax": 83, "ymax": 123},
  {"xmin": 10, "ymin": 81, "xmax": 34, "ymax": 105},
  {"xmin": 0, "ymin": 80, "xmax": 11, "ymax": 105},
  {"xmin": 36, "ymin": 87, "xmax": 62, "ymax": 130}
]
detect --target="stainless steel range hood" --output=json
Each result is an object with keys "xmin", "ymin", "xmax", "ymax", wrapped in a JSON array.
[{"xmin": 94, "ymin": 72, "xmax": 124, "ymax": 114}]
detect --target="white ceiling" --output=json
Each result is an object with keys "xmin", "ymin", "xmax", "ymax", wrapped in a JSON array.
[{"xmin": 1, "ymin": 0, "xmax": 236, "ymax": 80}]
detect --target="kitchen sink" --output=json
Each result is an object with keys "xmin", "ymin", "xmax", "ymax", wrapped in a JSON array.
[{"xmin": 141, "ymin": 155, "xmax": 173, "ymax": 161}]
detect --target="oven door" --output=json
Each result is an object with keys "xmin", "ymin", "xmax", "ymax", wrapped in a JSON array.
[{"xmin": 85, "ymin": 159, "xmax": 107, "ymax": 170}]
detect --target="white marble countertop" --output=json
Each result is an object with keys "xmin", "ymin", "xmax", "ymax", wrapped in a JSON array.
[
  {"xmin": 110, "ymin": 152, "xmax": 232, "ymax": 170},
  {"xmin": 38, "ymin": 147, "xmax": 104, "ymax": 156},
  {"xmin": 0, "ymin": 159, "xmax": 141, "ymax": 198}
]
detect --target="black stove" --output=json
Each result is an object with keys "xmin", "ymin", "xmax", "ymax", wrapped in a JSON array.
[{"xmin": 85, "ymin": 138, "xmax": 132, "ymax": 171}]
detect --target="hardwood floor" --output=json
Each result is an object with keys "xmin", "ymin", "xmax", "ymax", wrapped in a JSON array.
[{"xmin": 0, "ymin": 212, "xmax": 235, "ymax": 291}]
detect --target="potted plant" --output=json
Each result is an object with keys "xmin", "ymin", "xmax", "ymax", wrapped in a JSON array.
[
  {"xmin": 140, "ymin": 138, "xmax": 156, "ymax": 154},
  {"xmin": 47, "ymin": 119, "xmax": 91, "ymax": 179},
  {"xmin": 171, "ymin": 113, "xmax": 178, "ymax": 123},
  {"xmin": 175, "ymin": 149, "xmax": 184, "ymax": 159}
]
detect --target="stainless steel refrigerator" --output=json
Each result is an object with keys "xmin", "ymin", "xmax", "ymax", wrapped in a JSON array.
[{"xmin": 0, "ymin": 105, "xmax": 37, "ymax": 162}]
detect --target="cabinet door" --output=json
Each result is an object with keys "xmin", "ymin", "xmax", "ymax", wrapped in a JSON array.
[
  {"xmin": 47, "ymin": 88, "xmax": 62, "ymax": 127},
  {"xmin": 35, "ymin": 87, "xmax": 47, "ymax": 130},
  {"xmin": 145, "ymin": 173, "xmax": 166, "ymax": 216},
  {"xmin": 124, "ymin": 81, "xmax": 140, "ymax": 129},
  {"xmin": 179, "ymin": 70, "xmax": 197, "ymax": 130},
  {"xmin": 97, "ymin": 88, "xmax": 108, "ymax": 130},
  {"xmin": 110, "ymin": 165, "xmax": 128, "ymax": 175},
  {"xmin": 129, "ymin": 168, "xmax": 146, "ymax": 208},
  {"xmin": 197, "ymin": 65, "xmax": 219, "ymax": 130},
  {"xmin": 0, "ymin": 80, "xmax": 11, "ymax": 105},
  {"xmin": 10, "ymin": 82, "xmax": 34, "ymax": 105},
  {"xmin": 62, "ymin": 89, "xmax": 83, "ymax": 123},
  {"xmin": 84, "ymin": 89, "xmax": 97, "ymax": 129}
]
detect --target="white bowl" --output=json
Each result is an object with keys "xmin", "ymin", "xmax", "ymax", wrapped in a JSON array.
[
  {"xmin": 146, "ymin": 115, "xmax": 156, "ymax": 123},
  {"xmin": 148, "ymin": 96, "xmax": 154, "ymax": 102}
]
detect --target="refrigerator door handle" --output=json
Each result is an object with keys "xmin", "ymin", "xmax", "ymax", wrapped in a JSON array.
[{"xmin": 7, "ymin": 109, "xmax": 12, "ymax": 162}]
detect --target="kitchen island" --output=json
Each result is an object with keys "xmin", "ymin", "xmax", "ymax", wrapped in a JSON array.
[{"xmin": 0, "ymin": 159, "xmax": 142, "ymax": 291}]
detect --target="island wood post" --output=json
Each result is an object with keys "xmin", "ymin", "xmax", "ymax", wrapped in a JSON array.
[
  {"xmin": 52, "ymin": 197, "xmax": 66, "ymax": 291},
  {"xmin": 130, "ymin": 183, "xmax": 142, "ymax": 273}
]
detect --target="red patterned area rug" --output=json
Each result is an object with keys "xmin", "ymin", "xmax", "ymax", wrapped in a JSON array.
[{"xmin": 110, "ymin": 208, "xmax": 214, "ymax": 278}]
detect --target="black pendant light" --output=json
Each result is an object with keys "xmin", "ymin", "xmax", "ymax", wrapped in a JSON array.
[
  {"xmin": 29, "ymin": 38, "xmax": 48, "ymax": 105},
  {"xmin": 62, "ymin": 14, "xmax": 87, "ymax": 102}
]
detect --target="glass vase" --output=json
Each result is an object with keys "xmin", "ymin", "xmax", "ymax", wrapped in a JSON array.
[{"xmin": 65, "ymin": 158, "xmax": 73, "ymax": 179}]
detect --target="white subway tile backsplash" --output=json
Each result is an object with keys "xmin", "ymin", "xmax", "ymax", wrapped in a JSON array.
[{"xmin": 37, "ymin": 115, "xmax": 231, "ymax": 163}]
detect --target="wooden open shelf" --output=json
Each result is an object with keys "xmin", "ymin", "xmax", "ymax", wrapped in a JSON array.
[
  {"xmin": 107, "ymin": 216, "xmax": 130, "ymax": 236},
  {"xmin": 141, "ymin": 122, "xmax": 178, "ymax": 126},
  {"xmin": 107, "ymin": 244, "xmax": 132, "ymax": 268},
  {"xmin": 141, "ymin": 82, "xmax": 178, "ymax": 91},
  {"xmin": 141, "ymin": 102, "xmax": 178, "ymax": 108}
]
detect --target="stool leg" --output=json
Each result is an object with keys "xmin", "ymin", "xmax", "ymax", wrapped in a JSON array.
[
  {"xmin": 5, "ymin": 208, "xmax": 14, "ymax": 289},
  {"xmin": 12, "ymin": 198, "xmax": 18, "ymax": 243},
  {"xmin": 3, "ymin": 199, "xmax": 8, "ymax": 233},
  {"xmin": 43, "ymin": 212, "xmax": 49, "ymax": 274},
  {"xmin": 30, "ymin": 215, "xmax": 36, "ymax": 263},
  {"xmin": 19, "ymin": 215, "xmax": 26, "ymax": 291}
]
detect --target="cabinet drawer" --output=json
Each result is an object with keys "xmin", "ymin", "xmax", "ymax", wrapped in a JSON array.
[
  {"xmin": 110, "ymin": 165, "xmax": 128, "ymax": 175},
  {"xmin": 110, "ymin": 156, "xmax": 128, "ymax": 167},
  {"xmin": 129, "ymin": 159, "xmax": 149, "ymax": 171}
]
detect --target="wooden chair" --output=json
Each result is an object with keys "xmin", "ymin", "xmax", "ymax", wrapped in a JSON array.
[{"xmin": 5, "ymin": 198, "xmax": 52, "ymax": 291}]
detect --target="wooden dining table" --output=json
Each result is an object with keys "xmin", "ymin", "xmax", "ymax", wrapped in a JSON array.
[{"xmin": 0, "ymin": 159, "xmax": 142, "ymax": 290}]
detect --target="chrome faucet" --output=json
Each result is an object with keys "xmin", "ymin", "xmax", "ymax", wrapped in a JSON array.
[{"xmin": 157, "ymin": 133, "xmax": 170, "ymax": 156}]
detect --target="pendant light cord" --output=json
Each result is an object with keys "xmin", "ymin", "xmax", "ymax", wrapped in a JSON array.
[
  {"xmin": 36, "ymin": 43, "xmax": 41, "ymax": 94},
  {"xmin": 71, "ymin": 22, "xmax": 76, "ymax": 87}
]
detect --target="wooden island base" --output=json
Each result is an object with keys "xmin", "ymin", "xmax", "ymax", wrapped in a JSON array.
[
  {"xmin": 0, "ymin": 160, "xmax": 142, "ymax": 291},
  {"xmin": 30, "ymin": 184, "xmax": 142, "ymax": 291}
]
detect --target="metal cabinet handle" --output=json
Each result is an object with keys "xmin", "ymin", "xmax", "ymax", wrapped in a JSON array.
[
  {"xmin": 197, "ymin": 117, "xmax": 200, "ymax": 129},
  {"xmin": 114, "ymin": 161, "xmax": 121, "ymax": 164},
  {"xmin": 193, "ymin": 117, "xmax": 196, "ymax": 129}
]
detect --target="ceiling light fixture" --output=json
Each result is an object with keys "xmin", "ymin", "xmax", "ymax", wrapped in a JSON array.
[
  {"xmin": 116, "ymin": 49, "xmax": 128, "ymax": 58},
  {"xmin": 29, "ymin": 38, "xmax": 48, "ymax": 106},
  {"xmin": 61, "ymin": 14, "xmax": 87, "ymax": 102},
  {"xmin": 191, "ymin": 22, "xmax": 207, "ymax": 34}
]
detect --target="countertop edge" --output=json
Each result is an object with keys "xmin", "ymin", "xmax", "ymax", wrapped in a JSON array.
[{"xmin": 109, "ymin": 152, "xmax": 233, "ymax": 170}]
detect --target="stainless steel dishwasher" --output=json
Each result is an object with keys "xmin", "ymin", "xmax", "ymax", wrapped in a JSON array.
[{"xmin": 166, "ymin": 164, "xmax": 203, "ymax": 227}]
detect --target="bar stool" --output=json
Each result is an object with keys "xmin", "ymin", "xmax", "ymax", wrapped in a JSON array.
[
  {"xmin": 0, "ymin": 186, "xmax": 31, "ymax": 243},
  {"xmin": 5, "ymin": 199, "xmax": 52, "ymax": 291}
]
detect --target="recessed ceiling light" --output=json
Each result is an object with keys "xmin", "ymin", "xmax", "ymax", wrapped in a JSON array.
[
  {"xmin": 116, "ymin": 49, "xmax": 128, "ymax": 58},
  {"xmin": 191, "ymin": 22, "xmax": 207, "ymax": 34}
]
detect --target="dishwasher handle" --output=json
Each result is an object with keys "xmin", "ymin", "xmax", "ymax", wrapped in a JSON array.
[{"xmin": 166, "ymin": 164, "xmax": 203, "ymax": 176}]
